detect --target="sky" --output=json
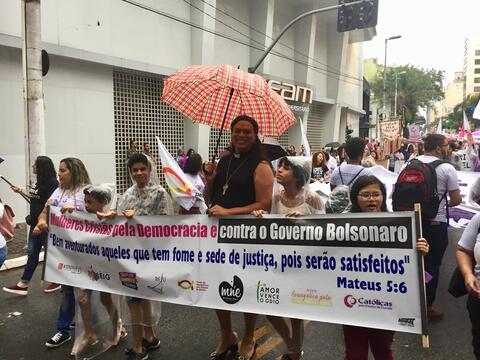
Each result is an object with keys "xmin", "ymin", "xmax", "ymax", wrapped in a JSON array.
[{"xmin": 363, "ymin": 0, "xmax": 480, "ymax": 86}]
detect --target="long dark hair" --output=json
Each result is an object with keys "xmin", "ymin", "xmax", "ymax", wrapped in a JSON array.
[
  {"xmin": 230, "ymin": 115, "xmax": 269, "ymax": 164},
  {"xmin": 35, "ymin": 156, "xmax": 57, "ymax": 186},
  {"xmin": 350, "ymin": 175, "xmax": 387, "ymax": 213}
]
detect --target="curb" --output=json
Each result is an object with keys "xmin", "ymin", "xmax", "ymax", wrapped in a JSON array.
[{"xmin": 0, "ymin": 252, "xmax": 44, "ymax": 272}]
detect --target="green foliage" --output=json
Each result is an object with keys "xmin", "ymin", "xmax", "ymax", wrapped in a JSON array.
[
  {"xmin": 370, "ymin": 64, "xmax": 444, "ymax": 126},
  {"xmin": 448, "ymin": 94, "xmax": 480, "ymax": 130}
]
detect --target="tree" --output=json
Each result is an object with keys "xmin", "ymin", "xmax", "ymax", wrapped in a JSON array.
[
  {"xmin": 449, "ymin": 94, "xmax": 480, "ymax": 130},
  {"xmin": 370, "ymin": 65, "xmax": 444, "ymax": 127}
]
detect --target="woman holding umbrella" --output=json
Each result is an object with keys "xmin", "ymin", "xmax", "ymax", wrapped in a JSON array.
[{"xmin": 205, "ymin": 115, "xmax": 274, "ymax": 360}]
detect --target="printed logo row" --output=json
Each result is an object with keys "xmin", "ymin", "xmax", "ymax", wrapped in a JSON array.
[{"xmin": 56, "ymin": 263, "xmax": 414, "ymax": 327}]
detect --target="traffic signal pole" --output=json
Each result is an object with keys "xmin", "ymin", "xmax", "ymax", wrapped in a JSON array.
[{"xmin": 248, "ymin": 0, "xmax": 366, "ymax": 74}]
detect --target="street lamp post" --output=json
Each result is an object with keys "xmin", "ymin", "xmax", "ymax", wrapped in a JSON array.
[
  {"xmin": 378, "ymin": 34, "xmax": 401, "ymax": 140},
  {"xmin": 382, "ymin": 35, "xmax": 401, "ymax": 118},
  {"xmin": 394, "ymin": 71, "xmax": 406, "ymax": 118}
]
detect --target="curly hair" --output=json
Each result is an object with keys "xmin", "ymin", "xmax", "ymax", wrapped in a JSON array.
[{"xmin": 312, "ymin": 151, "xmax": 327, "ymax": 167}]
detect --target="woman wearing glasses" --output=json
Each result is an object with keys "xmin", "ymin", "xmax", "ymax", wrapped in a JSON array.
[{"xmin": 343, "ymin": 175, "xmax": 429, "ymax": 360}]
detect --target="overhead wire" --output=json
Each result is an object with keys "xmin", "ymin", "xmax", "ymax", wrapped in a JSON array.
[
  {"xmin": 119, "ymin": 0, "xmax": 361, "ymax": 86},
  {"xmin": 194, "ymin": 0, "xmax": 363, "ymax": 82}
]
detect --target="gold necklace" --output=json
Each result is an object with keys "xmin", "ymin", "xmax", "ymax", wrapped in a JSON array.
[{"xmin": 222, "ymin": 154, "xmax": 251, "ymax": 196}]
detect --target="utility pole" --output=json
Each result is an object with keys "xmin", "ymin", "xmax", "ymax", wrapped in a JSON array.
[{"xmin": 22, "ymin": 0, "xmax": 45, "ymax": 186}]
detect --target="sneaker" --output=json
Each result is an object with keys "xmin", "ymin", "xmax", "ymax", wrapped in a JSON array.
[
  {"xmin": 45, "ymin": 332, "xmax": 72, "ymax": 348},
  {"xmin": 125, "ymin": 348, "xmax": 148, "ymax": 360},
  {"xmin": 142, "ymin": 337, "xmax": 160, "ymax": 351},
  {"xmin": 3, "ymin": 284, "xmax": 28, "ymax": 296},
  {"xmin": 44, "ymin": 283, "xmax": 61, "ymax": 293},
  {"xmin": 427, "ymin": 306, "xmax": 444, "ymax": 320}
]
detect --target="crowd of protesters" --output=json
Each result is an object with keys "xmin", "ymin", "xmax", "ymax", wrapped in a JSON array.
[{"xmin": 1, "ymin": 115, "xmax": 480, "ymax": 359}]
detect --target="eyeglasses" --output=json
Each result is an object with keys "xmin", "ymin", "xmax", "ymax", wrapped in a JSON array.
[{"xmin": 358, "ymin": 192, "xmax": 383, "ymax": 199}]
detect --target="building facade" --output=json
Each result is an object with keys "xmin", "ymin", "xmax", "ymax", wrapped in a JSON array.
[
  {"xmin": 435, "ymin": 71, "xmax": 464, "ymax": 119},
  {"xmin": 464, "ymin": 35, "xmax": 480, "ymax": 97},
  {"xmin": 0, "ymin": 0, "xmax": 374, "ymax": 219}
]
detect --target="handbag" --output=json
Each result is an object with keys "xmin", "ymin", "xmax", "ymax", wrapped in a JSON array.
[
  {"xmin": 448, "ymin": 266, "xmax": 469, "ymax": 298},
  {"xmin": 0, "ymin": 204, "xmax": 15, "ymax": 239}
]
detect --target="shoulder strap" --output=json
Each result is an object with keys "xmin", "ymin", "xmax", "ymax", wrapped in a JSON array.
[
  {"xmin": 428, "ymin": 159, "xmax": 447, "ymax": 169},
  {"xmin": 348, "ymin": 168, "xmax": 364, "ymax": 186},
  {"xmin": 339, "ymin": 166, "xmax": 344, "ymax": 185}
]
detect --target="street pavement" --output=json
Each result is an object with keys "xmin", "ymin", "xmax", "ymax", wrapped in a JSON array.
[{"xmin": 0, "ymin": 228, "xmax": 475, "ymax": 360}]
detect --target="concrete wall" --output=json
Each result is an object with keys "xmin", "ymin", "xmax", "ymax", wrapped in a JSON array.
[
  {"xmin": 0, "ymin": 46, "xmax": 114, "ymax": 221},
  {"xmin": 0, "ymin": 0, "xmax": 372, "ymax": 219}
]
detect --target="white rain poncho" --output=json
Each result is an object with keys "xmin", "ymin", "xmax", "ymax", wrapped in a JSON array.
[
  {"xmin": 470, "ymin": 177, "xmax": 480, "ymax": 206},
  {"xmin": 72, "ymin": 184, "xmax": 127, "ymax": 360},
  {"xmin": 325, "ymin": 185, "xmax": 352, "ymax": 214},
  {"xmin": 115, "ymin": 180, "xmax": 173, "ymax": 331},
  {"xmin": 271, "ymin": 156, "xmax": 325, "ymax": 215},
  {"xmin": 267, "ymin": 156, "xmax": 324, "ymax": 355}
]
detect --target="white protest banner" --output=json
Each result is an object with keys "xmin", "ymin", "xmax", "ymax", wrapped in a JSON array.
[
  {"xmin": 380, "ymin": 120, "xmax": 401, "ymax": 141},
  {"xmin": 44, "ymin": 207, "xmax": 427, "ymax": 335}
]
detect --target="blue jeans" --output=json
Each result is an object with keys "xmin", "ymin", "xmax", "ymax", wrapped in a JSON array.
[
  {"xmin": 56, "ymin": 285, "xmax": 75, "ymax": 336},
  {"xmin": 0, "ymin": 244, "xmax": 7, "ymax": 268},
  {"xmin": 21, "ymin": 230, "xmax": 46, "ymax": 283}
]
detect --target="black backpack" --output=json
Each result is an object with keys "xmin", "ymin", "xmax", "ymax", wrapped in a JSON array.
[{"xmin": 392, "ymin": 158, "xmax": 446, "ymax": 220}]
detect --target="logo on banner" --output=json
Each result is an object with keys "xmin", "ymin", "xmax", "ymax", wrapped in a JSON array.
[
  {"xmin": 177, "ymin": 279, "xmax": 209, "ymax": 292},
  {"xmin": 344, "ymin": 295, "xmax": 357, "ymax": 308},
  {"xmin": 256, "ymin": 281, "xmax": 280, "ymax": 305},
  {"xmin": 87, "ymin": 266, "xmax": 111, "ymax": 281},
  {"xmin": 119, "ymin": 272, "xmax": 138, "ymax": 290},
  {"xmin": 219, "ymin": 276, "xmax": 244, "ymax": 304},
  {"xmin": 57, "ymin": 263, "xmax": 81, "ymax": 274},
  {"xmin": 343, "ymin": 295, "xmax": 393, "ymax": 310},
  {"xmin": 398, "ymin": 318, "xmax": 415, "ymax": 327},
  {"xmin": 178, "ymin": 279, "xmax": 194, "ymax": 290},
  {"xmin": 148, "ymin": 274, "xmax": 167, "ymax": 295},
  {"xmin": 291, "ymin": 289, "xmax": 332, "ymax": 307}
]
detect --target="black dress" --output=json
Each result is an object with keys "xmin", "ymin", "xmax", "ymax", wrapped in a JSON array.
[{"xmin": 211, "ymin": 151, "xmax": 262, "ymax": 209}]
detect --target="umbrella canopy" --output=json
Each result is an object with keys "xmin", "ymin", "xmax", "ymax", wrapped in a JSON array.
[
  {"xmin": 261, "ymin": 137, "xmax": 288, "ymax": 161},
  {"xmin": 324, "ymin": 142, "xmax": 341, "ymax": 149},
  {"xmin": 161, "ymin": 64, "xmax": 296, "ymax": 137}
]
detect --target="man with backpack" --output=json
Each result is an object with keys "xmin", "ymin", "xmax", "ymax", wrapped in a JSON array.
[
  {"xmin": 330, "ymin": 137, "xmax": 373, "ymax": 190},
  {"xmin": 394, "ymin": 134, "xmax": 461, "ymax": 320}
]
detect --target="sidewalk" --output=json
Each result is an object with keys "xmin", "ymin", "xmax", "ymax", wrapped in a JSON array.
[
  {"xmin": 6, "ymin": 223, "xmax": 28, "ymax": 260},
  {"xmin": 1, "ymin": 223, "xmax": 37, "ymax": 271}
]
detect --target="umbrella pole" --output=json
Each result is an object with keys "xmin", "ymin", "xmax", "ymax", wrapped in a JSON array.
[{"xmin": 213, "ymin": 87, "xmax": 235, "ymax": 161}]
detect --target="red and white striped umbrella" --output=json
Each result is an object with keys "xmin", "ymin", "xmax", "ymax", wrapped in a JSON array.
[{"xmin": 161, "ymin": 64, "xmax": 296, "ymax": 137}]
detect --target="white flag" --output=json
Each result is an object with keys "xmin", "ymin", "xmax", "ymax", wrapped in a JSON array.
[
  {"xmin": 436, "ymin": 118, "xmax": 442, "ymax": 134},
  {"xmin": 464, "ymin": 110, "xmax": 471, "ymax": 133},
  {"xmin": 474, "ymin": 101, "xmax": 480, "ymax": 120},
  {"xmin": 156, "ymin": 137, "xmax": 207, "ymax": 213},
  {"xmin": 299, "ymin": 118, "xmax": 311, "ymax": 156}
]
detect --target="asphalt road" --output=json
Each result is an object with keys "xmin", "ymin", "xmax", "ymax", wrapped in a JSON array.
[{"xmin": 0, "ymin": 228, "xmax": 475, "ymax": 360}]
